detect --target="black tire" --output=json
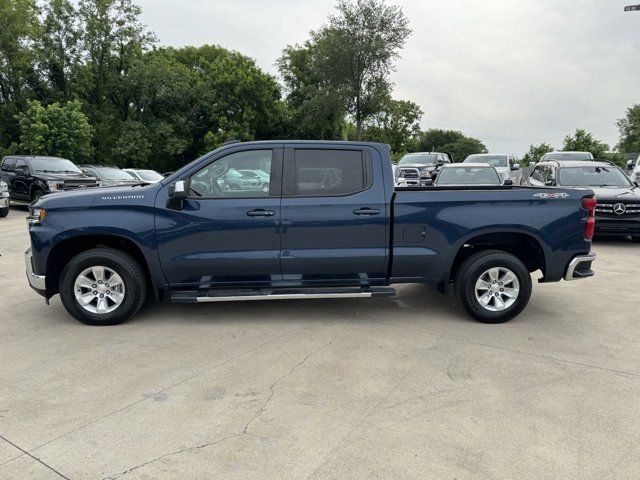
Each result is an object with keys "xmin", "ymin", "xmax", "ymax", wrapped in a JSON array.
[
  {"xmin": 454, "ymin": 249, "xmax": 532, "ymax": 324},
  {"xmin": 0, "ymin": 207, "xmax": 8, "ymax": 218},
  {"xmin": 59, "ymin": 248, "xmax": 147, "ymax": 325},
  {"xmin": 631, "ymin": 236, "xmax": 640, "ymax": 243},
  {"xmin": 31, "ymin": 189, "xmax": 44, "ymax": 202}
]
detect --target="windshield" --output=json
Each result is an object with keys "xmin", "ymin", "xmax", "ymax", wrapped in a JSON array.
[
  {"xmin": 464, "ymin": 155, "xmax": 508, "ymax": 168},
  {"xmin": 544, "ymin": 152, "xmax": 592, "ymax": 161},
  {"xmin": 398, "ymin": 154, "xmax": 441, "ymax": 165},
  {"xmin": 94, "ymin": 168, "xmax": 136, "ymax": 181},
  {"xmin": 136, "ymin": 170, "xmax": 163, "ymax": 181},
  {"xmin": 29, "ymin": 157, "xmax": 81, "ymax": 173},
  {"xmin": 436, "ymin": 167, "xmax": 501, "ymax": 185},
  {"xmin": 558, "ymin": 166, "xmax": 632, "ymax": 187}
]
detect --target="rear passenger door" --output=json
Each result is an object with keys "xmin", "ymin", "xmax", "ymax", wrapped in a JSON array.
[{"xmin": 279, "ymin": 146, "xmax": 389, "ymax": 286}]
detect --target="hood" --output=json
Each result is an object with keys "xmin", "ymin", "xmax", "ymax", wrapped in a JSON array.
[
  {"xmin": 35, "ymin": 183, "xmax": 158, "ymax": 209},
  {"xmin": 589, "ymin": 186, "xmax": 640, "ymax": 201},
  {"xmin": 36, "ymin": 172, "xmax": 97, "ymax": 182}
]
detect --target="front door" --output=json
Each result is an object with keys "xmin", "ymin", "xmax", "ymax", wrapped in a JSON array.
[
  {"xmin": 279, "ymin": 146, "xmax": 389, "ymax": 286},
  {"xmin": 155, "ymin": 147, "xmax": 283, "ymax": 288}
]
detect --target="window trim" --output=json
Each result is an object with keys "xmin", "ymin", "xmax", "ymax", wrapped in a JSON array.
[
  {"xmin": 282, "ymin": 147, "xmax": 373, "ymax": 198},
  {"xmin": 185, "ymin": 148, "xmax": 282, "ymax": 200}
]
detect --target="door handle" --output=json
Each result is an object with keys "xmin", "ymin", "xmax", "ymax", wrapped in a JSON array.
[
  {"xmin": 353, "ymin": 208, "xmax": 381, "ymax": 216},
  {"xmin": 247, "ymin": 209, "xmax": 275, "ymax": 217}
]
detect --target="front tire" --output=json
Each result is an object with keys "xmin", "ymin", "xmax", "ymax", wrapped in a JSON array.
[
  {"xmin": 455, "ymin": 250, "xmax": 532, "ymax": 323},
  {"xmin": 0, "ymin": 207, "xmax": 8, "ymax": 218},
  {"xmin": 631, "ymin": 236, "xmax": 640, "ymax": 243},
  {"xmin": 59, "ymin": 248, "xmax": 147, "ymax": 325}
]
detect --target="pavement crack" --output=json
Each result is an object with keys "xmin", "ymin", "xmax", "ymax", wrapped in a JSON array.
[
  {"xmin": 102, "ymin": 328, "xmax": 343, "ymax": 480},
  {"xmin": 102, "ymin": 433, "xmax": 243, "ymax": 480},
  {"xmin": 243, "ymin": 328, "xmax": 344, "ymax": 435}
]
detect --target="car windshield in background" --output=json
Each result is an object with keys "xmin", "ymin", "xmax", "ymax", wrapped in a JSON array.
[
  {"xmin": 464, "ymin": 155, "xmax": 508, "ymax": 168},
  {"xmin": 29, "ymin": 157, "xmax": 81, "ymax": 173},
  {"xmin": 437, "ymin": 167, "xmax": 501, "ymax": 185},
  {"xmin": 136, "ymin": 170, "xmax": 163, "ymax": 181},
  {"xmin": 558, "ymin": 166, "xmax": 632, "ymax": 187},
  {"xmin": 95, "ymin": 168, "xmax": 136, "ymax": 181},
  {"xmin": 398, "ymin": 154, "xmax": 440, "ymax": 165},
  {"xmin": 544, "ymin": 152, "xmax": 592, "ymax": 161}
]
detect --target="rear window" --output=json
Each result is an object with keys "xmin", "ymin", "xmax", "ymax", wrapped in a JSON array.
[
  {"xmin": 464, "ymin": 155, "xmax": 508, "ymax": 167},
  {"xmin": 436, "ymin": 167, "xmax": 501, "ymax": 185},
  {"xmin": 293, "ymin": 150, "xmax": 368, "ymax": 196},
  {"xmin": 543, "ymin": 152, "xmax": 593, "ymax": 161}
]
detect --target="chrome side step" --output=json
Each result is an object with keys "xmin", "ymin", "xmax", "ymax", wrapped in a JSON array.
[{"xmin": 171, "ymin": 287, "xmax": 396, "ymax": 304}]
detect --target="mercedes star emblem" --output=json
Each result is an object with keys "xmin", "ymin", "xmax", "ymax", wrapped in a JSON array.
[{"xmin": 613, "ymin": 203, "xmax": 627, "ymax": 215}]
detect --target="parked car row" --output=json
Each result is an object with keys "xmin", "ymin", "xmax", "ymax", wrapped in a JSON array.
[{"xmin": 0, "ymin": 155, "xmax": 166, "ymax": 206}]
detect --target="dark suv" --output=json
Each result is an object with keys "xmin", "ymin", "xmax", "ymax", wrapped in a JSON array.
[
  {"xmin": 0, "ymin": 155, "xmax": 98, "ymax": 202},
  {"xmin": 524, "ymin": 160, "xmax": 640, "ymax": 241}
]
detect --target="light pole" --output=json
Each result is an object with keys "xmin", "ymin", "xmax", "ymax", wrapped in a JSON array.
[{"xmin": 624, "ymin": 4, "xmax": 640, "ymax": 11}]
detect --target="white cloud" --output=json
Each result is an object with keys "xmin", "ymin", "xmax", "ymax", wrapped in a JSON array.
[{"xmin": 138, "ymin": 0, "xmax": 640, "ymax": 155}]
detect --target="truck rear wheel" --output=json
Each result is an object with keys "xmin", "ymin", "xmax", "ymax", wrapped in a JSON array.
[
  {"xmin": 454, "ymin": 250, "xmax": 532, "ymax": 323},
  {"xmin": 59, "ymin": 248, "xmax": 147, "ymax": 325}
]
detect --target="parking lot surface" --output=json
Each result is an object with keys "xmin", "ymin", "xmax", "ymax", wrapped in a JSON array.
[{"xmin": 1, "ymin": 207, "xmax": 639, "ymax": 479}]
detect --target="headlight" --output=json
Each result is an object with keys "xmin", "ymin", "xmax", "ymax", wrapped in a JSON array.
[
  {"xmin": 27, "ymin": 207, "xmax": 46, "ymax": 225},
  {"xmin": 0, "ymin": 180, "xmax": 7, "ymax": 193},
  {"xmin": 47, "ymin": 181, "xmax": 64, "ymax": 191},
  {"xmin": 420, "ymin": 170, "xmax": 431, "ymax": 179}
]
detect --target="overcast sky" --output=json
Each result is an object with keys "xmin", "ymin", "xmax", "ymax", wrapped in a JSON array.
[{"xmin": 137, "ymin": 0, "xmax": 640, "ymax": 155}]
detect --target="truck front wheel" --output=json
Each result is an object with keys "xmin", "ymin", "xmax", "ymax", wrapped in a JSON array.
[
  {"xmin": 454, "ymin": 250, "xmax": 532, "ymax": 323},
  {"xmin": 59, "ymin": 248, "xmax": 147, "ymax": 325}
]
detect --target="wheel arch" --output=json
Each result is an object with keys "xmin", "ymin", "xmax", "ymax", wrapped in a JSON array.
[{"xmin": 46, "ymin": 234, "xmax": 158, "ymax": 299}]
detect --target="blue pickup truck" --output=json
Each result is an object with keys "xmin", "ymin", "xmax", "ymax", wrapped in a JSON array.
[{"xmin": 24, "ymin": 141, "xmax": 596, "ymax": 326}]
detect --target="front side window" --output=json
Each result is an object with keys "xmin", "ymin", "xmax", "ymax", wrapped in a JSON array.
[
  {"xmin": 189, "ymin": 150, "xmax": 272, "ymax": 198},
  {"xmin": 1, "ymin": 158, "xmax": 16, "ymax": 171},
  {"xmin": 293, "ymin": 149, "xmax": 367, "ymax": 196}
]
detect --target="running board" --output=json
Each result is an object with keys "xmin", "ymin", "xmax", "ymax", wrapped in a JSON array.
[{"xmin": 171, "ymin": 287, "xmax": 396, "ymax": 304}]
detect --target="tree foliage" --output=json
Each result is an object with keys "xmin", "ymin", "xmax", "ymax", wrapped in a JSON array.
[
  {"xmin": 415, "ymin": 129, "xmax": 487, "ymax": 162},
  {"xmin": 15, "ymin": 99, "xmax": 93, "ymax": 161},
  {"xmin": 358, "ymin": 98, "xmax": 422, "ymax": 153},
  {"xmin": 562, "ymin": 129, "xmax": 609, "ymax": 158},
  {"xmin": 522, "ymin": 143, "xmax": 554, "ymax": 165},
  {"xmin": 616, "ymin": 104, "xmax": 640, "ymax": 154}
]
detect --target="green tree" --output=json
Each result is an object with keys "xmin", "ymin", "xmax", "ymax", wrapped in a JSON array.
[
  {"xmin": 15, "ymin": 99, "xmax": 93, "ymax": 161},
  {"xmin": 38, "ymin": 0, "xmax": 80, "ymax": 101},
  {"xmin": 0, "ymin": 0, "xmax": 41, "ymax": 150},
  {"xmin": 277, "ymin": 43, "xmax": 345, "ymax": 140},
  {"xmin": 522, "ymin": 142, "xmax": 554, "ymax": 165},
  {"xmin": 361, "ymin": 98, "xmax": 422, "ymax": 153},
  {"xmin": 562, "ymin": 129, "xmax": 609, "ymax": 158},
  {"xmin": 616, "ymin": 104, "xmax": 640, "ymax": 154},
  {"xmin": 310, "ymin": 0, "xmax": 411, "ymax": 139},
  {"xmin": 441, "ymin": 137, "xmax": 487, "ymax": 162}
]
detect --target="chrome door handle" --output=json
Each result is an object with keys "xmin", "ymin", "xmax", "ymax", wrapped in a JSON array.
[
  {"xmin": 247, "ymin": 209, "xmax": 275, "ymax": 217},
  {"xmin": 353, "ymin": 208, "xmax": 381, "ymax": 215}
]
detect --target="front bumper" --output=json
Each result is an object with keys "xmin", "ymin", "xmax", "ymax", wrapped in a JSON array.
[
  {"xmin": 564, "ymin": 252, "xmax": 596, "ymax": 281},
  {"xmin": 25, "ymin": 247, "xmax": 46, "ymax": 294}
]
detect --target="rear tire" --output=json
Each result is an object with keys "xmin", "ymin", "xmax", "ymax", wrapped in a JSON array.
[
  {"xmin": 455, "ymin": 249, "xmax": 532, "ymax": 323},
  {"xmin": 31, "ymin": 189, "xmax": 44, "ymax": 202},
  {"xmin": 59, "ymin": 248, "xmax": 147, "ymax": 325},
  {"xmin": 0, "ymin": 207, "xmax": 8, "ymax": 218}
]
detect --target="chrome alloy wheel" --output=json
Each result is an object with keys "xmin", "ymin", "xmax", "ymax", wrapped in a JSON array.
[
  {"xmin": 474, "ymin": 267, "xmax": 520, "ymax": 312},
  {"xmin": 73, "ymin": 266, "xmax": 125, "ymax": 314}
]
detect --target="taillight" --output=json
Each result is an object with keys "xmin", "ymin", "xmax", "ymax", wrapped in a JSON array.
[{"xmin": 581, "ymin": 197, "xmax": 596, "ymax": 240}]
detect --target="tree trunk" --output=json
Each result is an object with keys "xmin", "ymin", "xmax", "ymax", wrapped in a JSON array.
[{"xmin": 356, "ymin": 119, "xmax": 363, "ymax": 141}]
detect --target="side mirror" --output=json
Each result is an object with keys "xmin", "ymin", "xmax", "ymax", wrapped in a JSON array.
[
  {"xmin": 627, "ymin": 160, "xmax": 634, "ymax": 169},
  {"xmin": 15, "ymin": 165, "xmax": 29, "ymax": 175},
  {"xmin": 166, "ymin": 180, "xmax": 187, "ymax": 210},
  {"xmin": 503, "ymin": 179, "xmax": 513, "ymax": 186},
  {"xmin": 510, "ymin": 164, "xmax": 520, "ymax": 171},
  {"xmin": 430, "ymin": 171, "xmax": 438, "ymax": 180}
]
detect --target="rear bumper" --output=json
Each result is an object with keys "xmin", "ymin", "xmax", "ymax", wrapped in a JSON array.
[
  {"xmin": 25, "ymin": 247, "xmax": 46, "ymax": 295},
  {"xmin": 564, "ymin": 252, "xmax": 596, "ymax": 281}
]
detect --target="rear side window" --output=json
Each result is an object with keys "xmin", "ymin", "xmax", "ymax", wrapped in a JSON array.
[
  {"xmin": 1, "ymin": 158, "xmax": 16, "ymax": 171},
  {"xmin": 292, "ymin": 149, "xmax": 369, "ymax": 196}
]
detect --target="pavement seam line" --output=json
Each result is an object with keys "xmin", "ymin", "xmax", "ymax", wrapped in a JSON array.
[
  {"xmin": 8, "ymin": 326, "xmax": 302, "ymax": 464},
  {"xmin": 101, "ymin": 326, "xmax": 346, "ymax": 480},
  {"xmin": 0, "ymin": 434, "xmax": 71, "ymax": 480},
  {"xmin": 370, "ymin": 319, "xmax": 640, "ymax": 379}
]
